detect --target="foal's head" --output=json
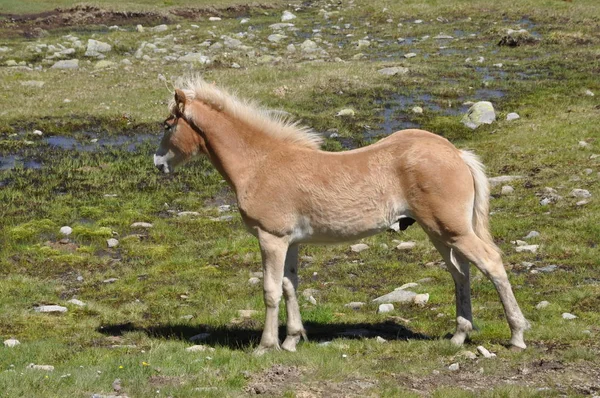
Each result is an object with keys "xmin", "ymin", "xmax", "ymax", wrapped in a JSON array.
[{"xmin": 154, "ymin": 90, "xmax": 206, "ymax": 173}]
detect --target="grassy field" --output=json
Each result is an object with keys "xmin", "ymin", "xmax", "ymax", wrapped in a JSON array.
[{"xmin": 1, "ymin": 0, "xmax": 599, "ymax": 396}]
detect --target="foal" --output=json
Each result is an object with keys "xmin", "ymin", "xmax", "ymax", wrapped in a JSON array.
[{"xmin": 154, "ymin": 78, "xmax": 529, "ymax": 353}]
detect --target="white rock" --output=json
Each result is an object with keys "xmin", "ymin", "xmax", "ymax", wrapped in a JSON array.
[
  {"xmin": 506, "ymin": 112, "xmax": 520, "ymax": 121},
  {"xmin": 27, "ymin": 364, "xmax": 54, "ymax": 371},
  {"xmin": 308, "ymin": 295, "xmax": 317, "ymax": 305},
  {"xmin": 501, "ymin": 185, "xmax": 515, "ymax": 195},
  {"xmin": 136, "ymin": 24, "xmax": 144, "ymax": 32},
  {"xmin": 377, "ymin": 303, "xmax": 394, "ymax": 314},
  {"xmin": 281, "ymin": 11, "xmax": 297, "ymax": 22},
  {"xmin": 477, "ymin": 345, "xmax": 496, "ymax": 358},
  {"xmin": 524, "ymin": 231, "xmax": 540, "ymax": 239},
  {"xmin": 562, "ymin": 313, "xmax": 577, "ymax": 320},
  {"xmin": 94, "ymin": 60, "xmax": 116, "ymax": 69},
  {"xmin": 178, "ymin": 53, "xmax": 211, "ymax": 64},
  {"xmin": 570, "ymin": 189, "xmax": 591, "ymax": 198},
  {"xmin": 462, "ymin": 101, "xmax": 496, "ymax": 129},
  {"xmin": 578, "ymin": 140, "xmax": 589, "ymax": 148},
  {"xmin": 448, "ymin": 363, "xmax": 460, "ymax": 371},
  {"xmin": 377, "ymin": 66, "xmax": 409, "ymax": 76},
  {"xmin": 350, "ymin": 243, "xmax": 369, "ymax": 252},
  {"xmin": 404, "ymin": 52, "xmax": 417, "ymax": 58},
  {"xmin": 344, "ymin": 302, "xmax": 365, "ymax": 309},
  {"xmin": 515, "ymin": 244, "xmax": 539, "ymax": 253},
  {"xmin": 357, "ymin": 39, "xmax": 370, "ymax": 48},
  {"xmin": 268, "ymin": 34, "xmax": 287, "ymax": 43},
  {"xmin": 151, "ymin": 24, "xmax": 168, "ymax": 32},
  {"xmin": 186, "ymin": 345, "xmax": 214, "ymax": 352},
  {"xmin": 67, "ymin": 299, "xmax": 86, "ymax": 307},
  {"xmin": 396, "ymin": 241, "xmax": 416, "ymax": 250},
  {"xmin": 434, "ymin": 34, "xmax": 454, "ymax": 39},
  {"xmin": 336, "ymin": 108, "xmax": 355, "ymax": 117},
  {"xmin": 106, "ymin": 238, "xmax": 119, "ymax": 248},
  {"xmin": 240, "ymin": 18, "xmax": 250, "ymax": 24},
  {"xmin": 59, "ymin": 226, "xmax": 72, "ymax": 236},
  {"xmin": 460, "ymin": 350, "xmax": 477, "ymax": 360},
  {"xmin": 398, "ymin": 282, "xmax": 419, "ymax": 290},
  {"xmin": 85, "ymin": 39, "xmax": 112, "ymax": 57},
  {"xmin": 535, "ymin": 301, "xmax": 550, "ymax": 310},
  {"xmin": 375, "ymin": 336, "xmax": 387, "ymax": 343},
  {"xmin": 4, "ymin": 339, "xmax": 20, "ymax": 347},
  {"xmin": 51, "ymin": 59, "xmax": 79, "ymax": 69},
  {"xmin": 35, "ymin": 305, "xmax": 67, "ymax": 313},
  {"xmin": 413, "ymin": 293, "xmax": 429, "ymax": 306},
  {"xmin": 412, "ymin": 106, "xmax": 423, "ymax": 114},
  {"xmin": 584, "ymin": 89, "xmax": 594, "ymax": 97},
  {"xmin": 248, "ymin": 277, "xmax": 261, "ymax": 285},
  {"xmin": 208, "ymin": 17, "xmax": 221, "ymax": 21},
  {"xmin": 130, "ymin": 222, "xmax": 153, "ymax": 229},
  {"xmin": 177, "ymin": 211, "xmax": 200, "ymax": 217},
  {"xmin": 373, "ymin": 289, "xmax": 417, "ymax": 304}
]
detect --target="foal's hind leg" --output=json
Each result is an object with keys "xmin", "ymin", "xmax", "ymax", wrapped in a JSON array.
[
  {"xmin": 452, "ymin": 233, "xmax": 530, "ymax": 349},
  {"xmin": 430, "ymin": 239, "xmax": 473, "ymax": 345},
  {"xmin": 281, "ymin": 244, "xmax": 307, "ymax": 352}
]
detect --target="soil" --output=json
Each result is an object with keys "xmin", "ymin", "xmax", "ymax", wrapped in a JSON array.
[{"xmin": 0, "ymin": 4, "xmax": 275, "ymax": 38}]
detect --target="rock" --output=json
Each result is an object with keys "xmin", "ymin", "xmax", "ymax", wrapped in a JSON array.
[
  {"xmin": 477, "ymin": 346, "xmax": 496, "ymax": 358},
  {"xmin": 103, "ymin": 278, "xmax": 118, "ymax": 283},
  {"xmin": 180, "ymin": 315, "xmax": 193, "ymax": 321},
  {"xmin": 584, "ymin": 89, "xmax": 594, "ymax": 97},
  {"xmin": 535, "ymin": 301, "xmax": 550, "ymax": 310},
  {"xmin": 27, "ymin": 364, "xmax": 54, "ymax": 371},
  {"xmin": 377, "ymin": 303, "xmax": 394, "ymax": 314},
  {"xmin": 240, "ymin": 18, "xmax": 249, "ymax": 24},
  {"xmin": 130, "ymin": 222, "xmax": 153, "ymax": 229},
  {"xmin": 537, "ymin": 264, "xmax": 557, "ymax": 273},
  {"xmin": 489, "ymin": 175, "xmax": 522, "ymax": 187},
  {"xmin": 570, "ymin": 189, "xmax": 591, "ymax": 199},
  {"xmin": 377, "ymin": 66, "xmax": 409, "ymax": 76},
  {"xmin": 434, "ymin": 34, "xmax": 454, "ymax": 39},
  {"xmin": 300, "ymin": 39, "xmax": 318, "ymax": 52},
  {"xmin": 6, "ymin": 60, "xmax": 18, "ymax": 66},
  {"xmin": 413, "ymin": 293, "xmax": 429, "ymax": 306},
  {"xmin": 121, "ymin": 59, "xmax": 132, "ymax": 65},
  {"xmin": 373, "ymin": 289, "xmax": 417, "ymax": 304},
  {"xmin": 576, "ymin": 200, "xmax": 589, "ymax": 206},
  {"xmin": 307, "ymin": 295, "xmax": 317, "ymax": 305},
  {"xmin": 21, "ymin": 81, "xmax": 45, "ymax": 88},
  {"xmin": 515, "ymin": 245, "xmax": 539, "ymax": 253},
  {"xmin": 178, "ymin": 53, "xmax": 211, "ymax": 64},
  {"xmin": 562, "ymin": 313, "xmax": 577, "ymax": 320},
  {"xmin": 186, "ymin": 344, "xmax": 214, "ymax": 352},
  {"xmin": 106, "ymin": 238, "xmax": 119, "ymax": 248},
  {"xmin": 336, "ymin": 108, "xmax": 355, "ymax": 117},
  {"xmin": 281, "ymin": 11, "xmax": 296, "ymax": 22},
  {"xmin": 404, "ymin": 52, "xmax": 417, "ymax": 58},
  {"xmin": 345, "ymin": 302, "xmax": 365, "ymax": 310},
  {"xmin": 350, "ymin": 243, "xmax": 369, "ymax": 253},
  {"xmin": 398, "ymin": 282, "xmax": 419, "ymax": 290},
  {"xmin": 59, "ymin": 226, "xmax": 73, "ymax": 236},
  {"xmin": 67, "ymin": 299, "xmax": 86, "ymax": 307},
  {"xmin": 375, "ymin": 336, "xmax": 387, "ymax": 343},
  {"xmin": 35, "ymin": 305, "xmax": 67, "ymax": 313},
  {"xmin": 302, "ymin": 288, "xmax": 319, "ymax": 298},
  {"xmin": 208, "ymin": 17, "xmax": 221, "ymax": 21},
  {"xmin": 396, "ymin": 241, "xmax": 416, "ymax": 250},
  {"xmin": 448, "ymin": 363, "xmax": 460, "ymax": 371},
  {"xmin": 268, "ymin": 34, "xmax": 287, "ymax": 43},
  {"xmin": 459, "ymin": 350, "xmax": 477, "ymax": 360},
  {"xmin": 94, "ymin": 60, "xmax": 116, "ymax": 69},
  {"xmin": 412, "ymin": 106, "xmax": 423, "ymax": 114},
  {"xmin": 4, "ymin": 339, "xmax": 20, "ymax": 347},
  {"xmin": 177, "ymin": 211, "xmax": 200, "ymax": 217},
  {"xmin": 248, "ymin": 277, "xmax": 261, "ymax": 285},
  {"xmin": 136, "ymin": 24, "xmax": 144, "ymax": 32},
  {"xmin": 151, "ymin": 24, "xmax": 168, "ymax": 32},
  {"xmin": 238, "ymin": 310, "xmax": 258, "ymax": 318},
  {"xmin": 223, "ymin": 36, "xmax": 242, "ymax": 48},
  {"xmin": 462, "ymin": 101, "xmax": 496, "ymax": 129},
  {"xmin": 523, "ymin": 231, "xmax": 540, "ymax": 239},
  {"xmin": 51, "ymin": 59, "xmax": 79, "ymax": 69},
  {"xmin": 501, "ymin": 185, "xmax": 514, "ymax": 195},
  {"xmin": 85, "ymin": 39, "xmax": 112, "ymax": 57},
  {"xmin": 357, "ymin": 39, "xmax": 370, "ymax": 48},
  {"xmin": 506, "ymin": 112, "xmax": 520, "ymax": 121}
]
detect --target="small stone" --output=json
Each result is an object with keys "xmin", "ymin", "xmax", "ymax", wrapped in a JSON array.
[
  {"xmin": 357, "ymin": 39, "xmax": 370, "ymax": 48},
  {"xmin": 208, "ymin": 17, "xmax": 221, "ymax": 21},
  {"xmin": 51, "ymin": 59, "xmax": 79, "ymax": 69},
  {"xmin": 412, "ymin": 106, "xmax": 423, "ymax": 114},
  {"xmin": 268, "ymin": 34, "xmax": 287, "ymax": 43},
  {"xmin": 27, "ymin": 364, "xmax": 54, "ymax": 371},
  {"xmin": 350, "ymin": 243, "xmax": 369, "ymax": 252},
  {"xmin": 579, "ymin": 141, "xmax": 589, "ymax": 148},
  {"xmin": 515, "ymin": 244, "xmax": 539, "ymax": 253},
  {"xmin": 535, "ymin": 301, "xmax": 550, "ymax": 310},
  {"xmin": 404, "ymin": 52, "xmax": 417, "ymax": 58},
  {"xmin": 60, "ymin": 226, "xmax": 73, "ymax": 236},
  {"xmin": 584, "ymin": 89, "xmax": 594, "ymax": 97},
  {"xmin": 240, "ymin": 18, "xmax": 250, "ymax": 24},
  {"xmin": 180, "ymin": 315, "xmax": 193, "ymax": 321},
  {"xmin": 398, "ymin": 282, "xmax": 419, "ymax": 290},
  {"xmin": 396, "ymin": 241, "xmax": 416, "ymax": 250},
  {"xmin": 103, "ymin": 278, "xmax": 118, "ymax": 284},
  {"xmin": 576, "ymin": 200, "xmax": 589, "ymax": 206},
  {"xmin": 375, "ymin": 336, "xmax": 387, "ymax": 343},
  {"xmin": 377, "ymin": 66, "xmax": 409, "ymax": 76},
  {"xmin": 477, "ymin": 346, "xmax": 496, "ymax": 358},
  {"xmin": 281, "ymin": 11, "xmax": 296, "ymax": 22},
  {"xmin": 562, "ymin": 313, "xmax": 577, "ymax": 320},
  {"xmin": 94, "ymin": 60, "xmax": 116, "ymax": 69},
  {"xmin": 177, "ymin": 211, "xmax": 200, "ymax": 217},
  {"xmin": 151, "ymin": 24, "xmax": 168, "ymax": 32},
  {"xmin": 178, "ymin": 53, "xmax": 211, "ymax": 64},
  {"xmin": 537, "ymin": 264, "xmax": 557, "ymax": 273},
  {"xmin": 85, "ymin": 39, "xmax": 112, "ymax": 57},
  {"xmin": 570, "ymin": 189, "xmax": 591, "ymax": 199},
  {"xmin": 308, "ymin": 295, "xmax": 317, "ymax": 305},
  {"xmin": 248, "ymin": 277, "xmax": 261, "ymax": 285},
  {"xmin": 506, "ymin": 112, "xmax": 520, "ymax": 121},
  {"xmin": 523, "ymin": 231, "xmax": 540, "ymax": 239},
  {"xmin": 413, "ymin": 293, "xmax": 429, "ymax": 306},
  {"xmin": 373, "ymin": 289, "xmax": 417, "ymax": 304},
  {"xmin": 136, "ymin": 25, "xmax": 144, "ymax": 32},
  {"xmin": 67, "ymin": 299, "xmax": 85, "ymax": 307},
  {"xmin": 344, "ymin": 302, "xmax": 365, "ymax": 310},
  {"xmin": 130, "ymin": 222, "xmax": 153, "ymax": 229},
  {"xmin": 35, "ymin": 305, "xmax": 67, "ymax": 313},
  {"xmin": 501, "ymin": 185, "xmax": 514, "ymax": 195},
  {"xmin": 186, "ymin": 345, "xmax": 214, "ymax": 352},
  {"xmin": 434, "ymin": 34, "xmax": 454, "ymax": 39},
  {"xmin": 459, "ymin": 351, "xmax": 477, "ymax": 360},
  {"xmin": 377, "ymin": 303, "xmax": 394, "ymax": 314},
  {"xmin": 462, "ymin": 101, "xmax": 496, "ymax": 129},
  {"xmin": 106, "ymin": 238, "xmax": 119, "ymax": 248},
  {"xmin": 3, "ymin": 339, "xmax": 20, "ymax": 347},
  {"xmin": 448, "ymin": 363, "xmax": 460, "ymax": 371},
  {"xmin": 336, "ymin": 108, "xmax": 355, "ymax": 117}
]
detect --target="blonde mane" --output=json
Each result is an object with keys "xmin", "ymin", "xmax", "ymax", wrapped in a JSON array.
[{"xmin": 171, "ymin": 77, "xmax": 323, "ymax": 150}]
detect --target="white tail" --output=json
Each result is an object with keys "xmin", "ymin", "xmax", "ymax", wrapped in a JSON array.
[{"xmin": 459, "ymin": 150, "xmax": 500, "ymax": 252}]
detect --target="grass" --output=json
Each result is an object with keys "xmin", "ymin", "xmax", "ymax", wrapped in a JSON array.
[{"xmin": 1, "ymin": 0, "xmax": 599, "ymax": 396}]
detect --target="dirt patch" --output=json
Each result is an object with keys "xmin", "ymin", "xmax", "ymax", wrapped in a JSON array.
[
  {"xmin": 245, "ymin": 364, "xmax": 302, "ymax": 395},
  {"xmin": 148, "ymin": 375, "xmax": 185, "ymax": 388},
  {"xmin": 0, "ymin": 4, "xmax": 276, "ymax": 38},
  {"xmin": 44, "ymin": 239, "xmax": 79, "ymax": 253}
]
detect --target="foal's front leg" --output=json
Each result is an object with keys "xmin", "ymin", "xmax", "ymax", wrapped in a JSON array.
[
  {"xmin": 255, "ymin": 230, "xmax": 288, "ymax": 355},
  {"xmin": 281, "ymin": 244, "xmax": 307, "ymax": 352}
]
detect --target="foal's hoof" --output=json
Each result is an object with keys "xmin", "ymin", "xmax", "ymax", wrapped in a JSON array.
[
  {"xmin": 253, "ymin": 344, "xmax": 280, "ymax": 356},
  {"xmin": 281, "ymin": 335, "xmax": 302, "ymax": 352},
  {"xmin": 509, "ymin": 344, "xmax": 526, "ymax": 352}
]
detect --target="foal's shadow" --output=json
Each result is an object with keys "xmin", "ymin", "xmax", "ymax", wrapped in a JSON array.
[{"xmin": 97, "ymin": 320, "xmax": 430, "ymax": 349}]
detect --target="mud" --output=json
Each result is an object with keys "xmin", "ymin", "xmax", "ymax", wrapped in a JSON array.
[{"xmin": 0, "ymin": 4, "xmax": 275, "ymax": 38}]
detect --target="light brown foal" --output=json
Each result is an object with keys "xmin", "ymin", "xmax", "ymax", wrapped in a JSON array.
[{"xmin": 154, "ymin": 78, "xmax": 529, "ymax": 353}]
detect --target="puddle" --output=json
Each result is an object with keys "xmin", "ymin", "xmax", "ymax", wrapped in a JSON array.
[
  {"xmin": 0, "ymin": 155, "xmax": 42, "ymax": 170},
  {"xmin": 45, "ymin": 134, "xmax": 157, "ymax": 152}
]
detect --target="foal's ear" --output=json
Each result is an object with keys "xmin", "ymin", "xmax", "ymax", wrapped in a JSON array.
[{"xmin": 174, "ymin": 89, "xmax": 187, "ymax": 114}]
